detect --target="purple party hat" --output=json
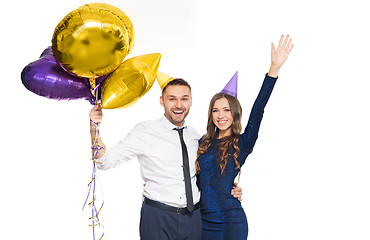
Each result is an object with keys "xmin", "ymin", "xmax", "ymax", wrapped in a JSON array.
[{"xmin": 220, "ymin": 71, "xmax": 238, "ymax": 98}]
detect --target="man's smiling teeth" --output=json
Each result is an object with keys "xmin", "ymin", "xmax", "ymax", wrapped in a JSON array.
[{"xmin": 173, "ymin": 111, "xmax": 184, "ymax": 114}]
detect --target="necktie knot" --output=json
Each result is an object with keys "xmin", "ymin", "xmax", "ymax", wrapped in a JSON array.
[
  {"xmin": 174, "ymin": 127, "xmax": 185, "ymax": 139},
  {"xmin": 173, "ymin": 127, "xmax": 184, "ymax": 132}
]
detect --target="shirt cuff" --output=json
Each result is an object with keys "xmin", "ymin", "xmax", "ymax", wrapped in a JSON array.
[{"xmin": 94, "ymin": 155, "xmax": 106, "ymax": 165}]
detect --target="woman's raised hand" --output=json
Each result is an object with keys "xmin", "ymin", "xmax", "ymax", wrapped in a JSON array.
[{"xmin": 268, "ymin": 34, "xmax": 294, "ymax": 77}]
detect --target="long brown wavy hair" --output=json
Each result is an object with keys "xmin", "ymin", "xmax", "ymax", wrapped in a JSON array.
[{"xmin": 196, "ymin": 93, "xmax": 242, "ymax": 177}]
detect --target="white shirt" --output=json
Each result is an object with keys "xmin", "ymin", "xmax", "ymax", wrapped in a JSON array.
[{"xmin": 96, "ymin": 115, "xmax": 201, "ymax": 208}]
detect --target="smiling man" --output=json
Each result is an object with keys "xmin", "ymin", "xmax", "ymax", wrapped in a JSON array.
[
  {"xmin": 89, "ymin": 78, "xmax": 241, "ymax": 240},
  {"xmin": 160, "ymin": 80, "xmax": 192, "ymax": 126}
]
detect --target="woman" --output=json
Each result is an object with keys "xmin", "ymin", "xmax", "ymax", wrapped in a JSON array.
[{"xmin": 195, "ymin": 35, "xmax": 294, "ymax": 239}]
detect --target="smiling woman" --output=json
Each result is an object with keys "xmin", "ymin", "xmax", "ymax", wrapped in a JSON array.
[
  {"xmin": 212, "ymin": 96, "xmax": 239, "ymax": 138},
  {"xmin": 195, "ymin": 35, "xmax": 293, "ymax": 240}
]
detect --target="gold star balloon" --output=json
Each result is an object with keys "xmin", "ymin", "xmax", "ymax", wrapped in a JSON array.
[
  {"xmin": 52, "ymin": 3, "xmax": 135, "ymax": 79},
  {"xmin": 101, "ymin": 53, "xmax": 161, "ymax": 109}
]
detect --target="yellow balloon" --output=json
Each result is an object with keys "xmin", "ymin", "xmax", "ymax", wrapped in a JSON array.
[
  {"xmin": 101, "ymin": 53, "xmax": 161, "ymax": 109},
  {"xmin": 90, "ymin": 3, "xmax": 135, "ymax": 54},
  {"xmin": 52, "ymin": 3, "xmax": 135, "ymax": 78}
]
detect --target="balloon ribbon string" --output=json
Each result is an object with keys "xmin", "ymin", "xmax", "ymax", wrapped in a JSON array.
[
  {"xmin": 83, "ymin": 119, "xmax": 104, "ymax": 240},
  {"xmin": 89, "ymin": 78, "xmax": 97, "ymax": 98}
]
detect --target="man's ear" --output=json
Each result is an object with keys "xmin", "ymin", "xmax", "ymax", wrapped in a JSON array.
[{"xmin": 160, "ymin": 96, "xmax": 164, "ymax": 107}]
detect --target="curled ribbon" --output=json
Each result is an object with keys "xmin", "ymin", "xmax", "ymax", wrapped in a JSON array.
[{"xmin": 83, "ymin": 118, "xmax": 104, "ymax": 240}]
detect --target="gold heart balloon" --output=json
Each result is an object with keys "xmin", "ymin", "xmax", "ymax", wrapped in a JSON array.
[
  {"xmin": 101, "ymin": 53, "xmax": 161, "ymax": 109},
  {"xmin": 52, "ymin": 3, "xmax": 135, "ymax": 79}
]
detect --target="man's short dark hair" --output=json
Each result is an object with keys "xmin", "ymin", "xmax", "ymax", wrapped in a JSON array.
[{"xmin": 162, "ymin": 78, "xmax": 191, "ymax": 95}]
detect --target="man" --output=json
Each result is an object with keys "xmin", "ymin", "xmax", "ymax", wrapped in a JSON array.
[{"xmin": 89, "ymin": 78, "xmax": 242, "ymax": 240}]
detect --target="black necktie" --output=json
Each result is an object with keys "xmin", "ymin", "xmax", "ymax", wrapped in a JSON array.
[{"xmin": 174, "ymin": 127, "xmax": 194, "ymax": 212}]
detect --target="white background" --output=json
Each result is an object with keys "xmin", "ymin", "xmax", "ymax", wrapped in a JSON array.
[{"xmin": 1, "ymin": 0, "xmax": 370, "ymax": 239}]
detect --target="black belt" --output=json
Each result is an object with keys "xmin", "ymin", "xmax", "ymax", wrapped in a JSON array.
[{"xmin": 143, "ymin": 197, "xmax": 199, "ymax": 214}]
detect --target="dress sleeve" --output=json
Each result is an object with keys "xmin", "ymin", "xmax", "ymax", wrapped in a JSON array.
[
  {"xmin": 96, "ymin": 122, "xmax": 147, "ymax": 170},
  {"xmin": 239, "ymin": 73, "xmax": 277, "ymax": 157}
]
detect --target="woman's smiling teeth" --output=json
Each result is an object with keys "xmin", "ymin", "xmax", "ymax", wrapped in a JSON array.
[{"xmin": 218, "ymin": 119, "xmax": 228, "ymax": 125}]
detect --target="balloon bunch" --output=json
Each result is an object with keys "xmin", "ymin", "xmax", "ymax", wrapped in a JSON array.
[
  {"xmin": 21, "ymin": 3, "xmax": 162, "ymax": 240},
  {"xmin": 21, "ymin": 3, "xmax": 161, "ymax": 109}
]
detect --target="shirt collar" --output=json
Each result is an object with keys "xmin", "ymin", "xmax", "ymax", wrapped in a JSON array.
[{"xmin": 160, "ymin": 114, "xmax": 188, "ymax": 131}]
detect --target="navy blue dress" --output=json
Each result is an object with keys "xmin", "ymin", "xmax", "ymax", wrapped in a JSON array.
[{"xmin": 196, "ymin": 74, "xmax": 277, "ymax": 240}]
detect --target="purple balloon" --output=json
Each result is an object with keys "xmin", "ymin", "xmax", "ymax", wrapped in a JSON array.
[{"xmin": 21, "ymin": 47, "xmax": 95, "ymax": 104}]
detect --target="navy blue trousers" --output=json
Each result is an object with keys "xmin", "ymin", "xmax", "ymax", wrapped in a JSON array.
[{"xmin": 139, "ymin": 202, "xmax": 202, "ymax": 240}]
